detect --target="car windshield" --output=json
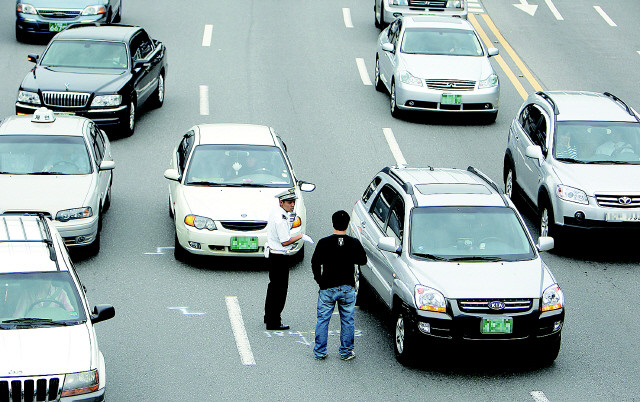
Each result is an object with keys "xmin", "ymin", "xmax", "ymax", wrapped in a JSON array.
[
  {"xmin": 40, "ymin": 40, "xmax": 128, "ymax": 70},
  {"xmin": 554, "ymin": 121, "xmax": 640, "ymax": 164},
  {"xmin": 410, "ymin": 206, "xmax": 535, "ymax": 261},
  {"xmin": 401, "ymin": 28, "xmax": 483, "ymax": 56},
  {"xmin": 184, "ymin": 145, "xmax": 294, "ymax": 186},
  {"xmin": 0, "ymin": 272, "xmax": 86, "ymax": 327},
  {"xmin": 0, "ymin": 135, "xmax": 92, "ymax": 175}
]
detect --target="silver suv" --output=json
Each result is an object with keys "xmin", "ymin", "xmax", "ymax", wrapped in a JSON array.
[
  {"xmin": 349, "ymin": 166, "xmax": 564, "ymax": 365},
  {"xmin": 375, "ymin": 0, "xmax": 467, "ymax": 28},
  {"xmin": 504, "ymin": 91, "xmax": 640, "ymax": 242},
  {"xmin": 0, "ymin": 214, "xmax": 114, "ymax": 401}
]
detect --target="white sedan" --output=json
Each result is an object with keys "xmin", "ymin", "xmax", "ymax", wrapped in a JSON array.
[{"xmin": 164, "ymin": 123, "xmax": 315, "ymax": 260}]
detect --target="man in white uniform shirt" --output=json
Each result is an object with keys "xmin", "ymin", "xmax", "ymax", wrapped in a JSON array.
[{"xmin": 264, "ymin": 188, "xmax": 312, "ymax": 330}]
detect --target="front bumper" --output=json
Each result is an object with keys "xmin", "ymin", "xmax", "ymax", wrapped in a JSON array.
[
  {"xmin": 62, "ymin": 387, "xmax": 105, "ymax": 401},
  {"xmin": 54, "ymin": 215, "xmax": 100, "ymax": 247},
  {"xmin": 383, "ymin": 5, "xmax": 467, "ymax": 21},
  {"xmin": 395, "ymin": 81, "xmax": 499, "ymax": 113},
  {"xmin": 16, "ymin": 102, "xmax": 127, "ymax": 128},
  {"xmin": 555, "ymin": 197, "xmax": 640, "ymax": 230},
  {"xmin": 16, "ymin": 13, "xmax": 107, "ymax": 37}
]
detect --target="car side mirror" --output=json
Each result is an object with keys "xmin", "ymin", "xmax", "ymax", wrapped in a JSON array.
[
  {"xmin": 537, "ymin": 236, "xmax": 554, "ymax": 252},
  {"xmin": 164, "ymin": 168, "xmax": 180, "ymax": 181},
  {"xmin": 299, "ymin": 181, "xmax": 316, "ymax": 192},
  {"xmin": 377, "ymin": 236, "xmax": 401, "ymax": 254},
  {"xmin": 133, "ymin": 58, "xmax": 150, "ymax": 69},
  {"xmin": 525, "ymin": 145, "xmax": 545, "ymax": 164},
  {"xmin": 27, "ymin": 54, "xmax": 39, "ymax": 63},
  {"xmin": 382, "ymin": 42, "xmax": 395, "ymax": 53},
  {"xmin": 99, "ymin": 160, "xmax": 115, "ymax": 170},
  {"xmin": 91, "ymin": 304, "xmax": 115, "ymax": 324},
  {"xmin": 488, "ymin": 48, "xmax": 499, "ymax": 57}
]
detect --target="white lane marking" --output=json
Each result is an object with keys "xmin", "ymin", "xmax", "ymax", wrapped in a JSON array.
[
  {"xmin": 199, "ymin": 85, "xmax": 209, "ymax": 115},
  {"xmin": 202, "ymin": 24, "xmax": 213, "ymax": 47},
  {"xmin": 467, "ymin": 1, "xmax": 484, "ymax": 13},
  {"xmin": 513, "ymin": 0, "xmax": 538, "ymax": 16},
  {"xmin": 382, "ymin": 128, "xmax": 407, "ymax": 166},
  {"xmin": 225, "ymin": 296, "xmax": 256, "ymax": 366},
  {"xmin": 530, "ymin": 391, "xmax": 550, "ymax": 402},
  {"xmin": 342, "ymin": 8, "xmax": 354, "ymax": 28},
  {"xmin": 594, "ymin": 6, "xmax": 616, "ymax": 26},
  {"xmin": 545, "ymin": 0, "xmax": 563, "ymax": 20},
  {"xmin": 637, "ymin": 51, "xmax": 640, "ymax": 56},
  {"xmin": 355, "ymin": 58, "xmax": 372, "ymax": 86},
  {"xmin": 144, "ymin": 246, "xmax": 174, "ymax": 255},
  {"xmin": 168, "ymin": 307, "xmax": 205, "ymax": 315}
]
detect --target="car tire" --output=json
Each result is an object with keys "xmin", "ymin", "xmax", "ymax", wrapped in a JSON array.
[
  {"xmin": 103, "ymin": 180, "xmax": 112, "ymax": 212},
  {"xmin": 504, "ymin": 162, "xmax": 518, "ymax": 200},
  {"xmin": 174, "ymin": 234, "xmax": 189, "ymax": 262},
  {"xmin": 85, "ymin": 230, "xmax": 101, "ymax": 257},
  {"xmin": 390, "ymin": 81, "xmax": 403, "ymax": 119},
  {"xmin": 535, "ymin": 334, "xmax": 561, "ymax": 366},
  {"xmin": 113, "ymin": 4, "xmax": 122, "ymax": 23},
  {"xmin": 539, "ymin": 196, "xmax": 558, "ymax": 239},
  {"xmin": 374, "ymin": 2, "xmax": 382, "ymax": 29},
  {"xmin": 378, "ymin": 0, "xmax": 386, "ymax": 29},
  {"xmin": 290, "ymin": 244, "xmax": 305, "ymax": 266},
  {"xmin": 355, "ymin": 266, "xmax": 370, "ymax": 308},
  {"xmin": 150, "ymin": 73, "xmax": 165, "ymax": 109},
  {"xmin": 374, "ymin": 57, "xmax": 385, "ymax": 93},
  {"xmin": 120, "ymin": 99, "xmax": 136, "ymax": 137},
  {"xmin": 168, "ymin": 196, "xmax": 174, "ymax": 218},
  {"xmin": 394, "ymin": 307, "xmax": 417, "ymax": 365},
  {"xmin": 484, "ymin": 111, "xmax": 498, "ymax": 124},
  {"xmin": 15, "ymin": 25, "xmax": 26, "ymax": 43}
]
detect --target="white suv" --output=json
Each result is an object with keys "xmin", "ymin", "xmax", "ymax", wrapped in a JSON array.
[{"xmin": 0, "ymin": 214, "xmax": 114, "ymax": 401}]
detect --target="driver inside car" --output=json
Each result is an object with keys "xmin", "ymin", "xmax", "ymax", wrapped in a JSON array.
[
  {"xmin": 42, "ymin": 144, "xmax": 89, "ymax": 174},
  {"xmin": 13, "ymin": 279, "xmax": 74, "ymax": 318}
]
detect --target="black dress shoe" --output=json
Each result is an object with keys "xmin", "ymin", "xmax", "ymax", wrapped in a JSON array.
[{"xmin": 266, "ymin": 323, "xmax": 290, "ymax": 330}]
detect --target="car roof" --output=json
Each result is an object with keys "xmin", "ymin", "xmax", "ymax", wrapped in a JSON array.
[
  {"xmin": 0, "ymin": 114, "xmax": 87, "ymax": 136},
  {"xmin": 195, "ymin": 124, "xmax": 276, "ymax": 146},
  {"xmin": 0, "ymin": 215, "xmax": 64, "ymax": 273},
  {"xmin": 402, "ymin": 15, "xmax": 473, "ymax": 30},
  {"xmin": 388, "ymin": 167, "xmax": 507, "ymax": 207},
  {"xmin": 54, "ymin": 24, "xmax": 141, "ymax": 42},
  {"xmin": 538, "ymin": 91, "xmax": 638, "ymax": 122}
]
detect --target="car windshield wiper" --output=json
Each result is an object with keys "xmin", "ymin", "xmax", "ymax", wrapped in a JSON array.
[
  {"xmin": 222, "ymin": 183, "xmax": 270, "ymax": 187},
  {"xmin": 27, "ymin": 171, "xmax": 64, "ymax": 175},
  {"xmin": 585, "ymin": 160, "xmax": 636, "ymax": 165},
  {"xmin": 412, "ymin": 253, "xmax": 451, "ymax": 261},
  {"xmin": 2, "ymin": 318, "xmax": 82, "ymax": 327},
  {"xmin": 448, "ymin": 256, "xmax": 504, "ymax": 262},
  {"xmin": 186, "ymin": 181, "xmax": 225, "ymax": 186},
  {"xmin": 555, "ymin": 157, "xmax": 587, "ymax": 164}
]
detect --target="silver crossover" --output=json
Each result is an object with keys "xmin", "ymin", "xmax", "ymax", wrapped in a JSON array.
[
  {"xmin": 375, "ymin": 0, "xmax": 468, "ymax": 28},
  {"xmin": 375, "ymin": 16, "xmax": 500, "ymax": 122}
]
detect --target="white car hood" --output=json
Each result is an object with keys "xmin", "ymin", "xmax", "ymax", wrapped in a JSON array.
[
  {"xmin": 412, "ymin": 259, "xmax": 544, "ymax": 299},
  {"xmin": 0, "ymin": 325, "xmax": 91, "ymax": 376},
  {"xmin": 0, "ymin": 175, "xmax": 93, "ymax": 214},
  {"xmin": 554, "ymin": 164, "xmax": 640, "ymax": 194},
  {"xmin": 181, "ymin": 186, "xmax": 286, "ymax": 220},
  {"xmin": 400, "ymin": 54, "xmax": 492, "ymax": 81}
]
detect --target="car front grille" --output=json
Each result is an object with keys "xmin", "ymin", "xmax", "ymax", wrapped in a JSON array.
[
  {"xmin": 42, "ymin": 91, "xmax": 90, "ymax": 108},
  {"xmin": 425, "ymin": 79, "xmax": 476, "ymax": 91},
  {"xmin": 37, "ymin": 9, "xmax": 81, "ymax": 18},
  {"xmin": 0, "ymin": 376, "xmax": 63, "ymax": 402},
  {"xmin": 220, "ymin": 221, "xmax": 267, "ymax": 232},
  {"xmin": 595, "ymin": 194, "xmax": 640, "ymax": 208},
  {"xmin": 408, "ymin": 0, "xmax": 447, "ymax": 7},
  {"xmin": 458, "ymin": 299, "xmax": 532, "ymax": 314}
]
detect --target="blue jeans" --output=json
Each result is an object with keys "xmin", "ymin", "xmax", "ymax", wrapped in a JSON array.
[{"xmin": 313, "ymin": 285, "xmax": 355, "ymax": 359}]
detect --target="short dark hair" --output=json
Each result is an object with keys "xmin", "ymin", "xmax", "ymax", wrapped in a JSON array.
[{"xmin": 332, "ymin": 210, "xmax": 350, "ymax": 231}]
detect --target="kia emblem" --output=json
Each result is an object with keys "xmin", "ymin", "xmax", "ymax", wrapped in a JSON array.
[{"xmin": 488, "ymin": 301, "xmax": 505, "ymax": 310}]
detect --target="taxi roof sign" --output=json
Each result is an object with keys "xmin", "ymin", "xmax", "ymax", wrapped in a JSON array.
[{"xmin": 31, "ymin": 107, "xmax": 56, "ymax": 123}]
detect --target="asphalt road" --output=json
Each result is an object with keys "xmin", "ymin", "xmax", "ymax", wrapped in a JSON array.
[{"xmin": 1, "ymin": 0, "xmax": 640, "ymax": 400}]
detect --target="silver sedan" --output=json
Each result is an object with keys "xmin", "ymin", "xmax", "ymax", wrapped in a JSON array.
[{"xmin": 375, "ymin": 15, "xmax": 500, "ymax": 122}]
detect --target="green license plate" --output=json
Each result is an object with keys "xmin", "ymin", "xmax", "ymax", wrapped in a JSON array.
[
  {"xmin": 49, "ymin": 22, "xmax": 68, "ymax": 32},
  {"xmin": 230, "ymin": 236, "xmax": 258, "ymax": 251},
  {"xmin": 481, "ymin": 317, "xmax": 513, "ymax": 334},
  {"xmin": 441, "ymin": 93, "xmax": 462, "ymax": 105},
  {"xmin": 53, "ymin": 111, "xmax": 75, "ymax": 116}
]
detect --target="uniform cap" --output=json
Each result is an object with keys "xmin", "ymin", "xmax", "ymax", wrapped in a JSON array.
[{"xmin": 275, "ymin": 188, "xmax": 297, "ymax": 201}]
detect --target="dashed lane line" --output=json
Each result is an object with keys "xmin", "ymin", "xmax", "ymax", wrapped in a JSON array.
[
  {"xmin": 342, "ymin": 8, "xmax": 354, "ymax": 28},
  {"xmin": 199, "ymin": 85, "xmax": 209, "ymax": 115},
  {"xmin": 225, "ymin": 296, "xmax": 256, "ymax": 366},
  {"xmin": 202, "ymin": 24, "xmax": 213, "ymax": 47},
  {"xmin": 545, "ymin": 0, "xmax": 563, "ymax": 20},
  {"xmin": 356, "ymin": 58, "xmax": 373, "ymax": 86},
  {"xmin": 531, "ymin": 391, "xmax": 551, "ymax": 402},
  {"xmin": 382, "ymin": 128, "xmax": 407, "ymax": 166},
  {"xmin": 593, "ymin": 6, "xmax": 616, "ymax": 27}
]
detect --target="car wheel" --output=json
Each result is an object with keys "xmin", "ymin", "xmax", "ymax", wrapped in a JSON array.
[
  {"xmin": 535, "ymin": 334, "xmax": 561, "ymax": 367},
  {"xmin": 378, "ymin": 0, "xmax": 386, "ymax": 28},
  {"xmin": 374, "ymin": 57, "xmax": 385, "ymax": 93},
  {"xmin": 113, "ymin": 3, "xmax": 122, "ymax": 22},
  {"xmin": 355, "ymin": 266, "xmax": 370, "ymax": 308},
  {"xmin": 394, "ymin": 308, "xmax": 417, "ymax": 365},
  {"xmin": 150, "ymin": 73, "xmax": 165, "ymax": 108},
  {"xmin": 174, "ymin": 234, "xmax": 189, "ymax": 262},
  {"xmin": 168, "ymin": 196, "xmax": 174, "ymax": 218},
  {"xmin": 120, "ymin": 99, "xmax": 136, "ymax": 137},
  {"xmin": 504, "ymin": 163, "xmax": 518, "ymax": 200},
  {"xmin": 103, "ymin": 179, "xmax": 112, "ymax": 212},
  {"xmin": 290, "ymin": 244, "xmax": 305, "ymax": 266},
  {"xmin": 539, "ymin": 197, "xmax": 557, "ymax": 239},
  {"xmin": 484, "ymin": 111, "xmax": 498, "ymax": 124},
  {"xmin": 390, "ymin": 81, "xmax": 403, "ymax": 118},
  {"xmin": 374, "ymin": 2, "xmax": 382, "ymax": 28},
  {"xmin": 15, "ymin": 25, "xmax": 26, "ymax": 43},
  {"xmin": 85, "ymin": 230, "xmax": 101, "ymax": 257}
]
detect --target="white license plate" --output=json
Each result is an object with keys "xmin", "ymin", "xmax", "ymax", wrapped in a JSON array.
[{"xmin": 605, "ymin": 212, "xmax": 640, "ymax": 222}]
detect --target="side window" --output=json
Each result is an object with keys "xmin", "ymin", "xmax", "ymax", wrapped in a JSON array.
[
  {"xmin": 91, "ymin": 126, "xmax": 105, "ymax": 162},
  {"xmin": 177, "ymin": 131, "xmax": 194, "ymax": 173},
  {"xmin": 393, "ymin": 22, "xmax": 402, "ymax": 47},
  {"xmin": 518, "ymin": 105, "xmax": 529, "ymax": 129},
  {"xmin": 130, "ymin": 30, "xmax": 154, "ymax": 62},
  {"xmin": 525, "ymin": 106, "xmax": 548, "ymax": 152},
  {"xmin": 388, "ymin": 20, "xmax": 398, "ymax": 43},
  {"xmin": 362, "ymin": 177, "xmax": 381, "ymax": 204},
  {"xmin": 370, "ymin": 185, "xmax": 398, "ymax": 231},
  {"xmin": 386, "ymin": 197, "xmax": 405, "ymax": 241}
]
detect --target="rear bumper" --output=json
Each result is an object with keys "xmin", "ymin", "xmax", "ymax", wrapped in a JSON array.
[
  {"xmin": 16, "ymin": 14, "xmax": 107, "ymax": 36},
  {"xmin": 383, "ymin": 6, "xmax": 467, "ymax": 21}
]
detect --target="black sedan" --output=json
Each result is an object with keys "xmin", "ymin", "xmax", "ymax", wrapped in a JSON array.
[{"xmin": 16, "ymin": 23, "xmax": 167, "ymax": 136}]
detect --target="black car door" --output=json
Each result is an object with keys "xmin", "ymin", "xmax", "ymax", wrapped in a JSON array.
[{"xmin": 129, "ymin": 29, "xmax": 161, "ymax": 106}]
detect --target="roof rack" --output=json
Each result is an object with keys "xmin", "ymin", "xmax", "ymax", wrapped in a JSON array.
[
  {"xmin": 536, "ymin": 91, "xmax": 559, "ymax": 115},
  {"xmin": 0, "ymin": 214, "xmax": 60, "ymax": 271},
  {"xmin": 466, "ymin": 166, "xmax": 509, "ymax": 206},
  {"xmin": 603, "ymin": 92, "xmax": 639, "ymax": 121},
  {"xmin": 381, "ymin": 166, "xmax": 418, "ymax": 206}
]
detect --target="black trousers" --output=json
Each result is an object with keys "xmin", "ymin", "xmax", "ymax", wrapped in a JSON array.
[{"xmin": 264, "ymin": 252, "xmax": 290, "ymax": 325}]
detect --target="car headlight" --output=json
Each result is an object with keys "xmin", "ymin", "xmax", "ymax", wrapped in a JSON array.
[
  {"xmin": 81, "ymin": 5, "xmax": 106, "ymax": 15},
  {"xmin": 292, "ymin": 216, "xmax": 301, "ymax": 228},
  {"xmin": 414, "ymin": 285, "xmax": 446, "ymax": 313},
  {"xmin": 447, "ymin": 0, "xmax": 465, "ymax": 9},
  {"xmin": 390, "ymin": 0, "xmax": 408, "ymax": 5},
  {"xmin": 17, "ymin": 3, "xmax": 37, "ymax": 14},
  {"xmin": 556, "ymin": 184, "xmax": 588, "ymax": 205},
  {"xmin": 478, "ymin": 73, "xmax": 498, "ymax": 89},
  {"xmin": 541, "ymin": 284, "xmax": 564, "ymax": 312},
  {"xmin": 398, "ymin": 71, "xmax": 423, "ymax": 86},
  {"xmin": 61, "ymin": 370, "xmax": 99, "ymax": 397},
  {"xmin": 56, "ymin": 207, "xmax": 92, "ymax": 222},
  {"xmin": 185, "ymin": 215, "xmax": 217, "ymax": 230},
  {"xmin": 17, "ymin": 90, "xmax": 41, "ymax": 105},
  {"xmin": 91, "ymin": 94, "xmax": 122, "ymax": 107}
]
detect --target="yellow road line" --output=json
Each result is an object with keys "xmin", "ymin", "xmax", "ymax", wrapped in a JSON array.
[
  {"xmin": 480, "ymin": 13, "xmax": 544, "ymax": 93},
  {"xmin": 468, "ymin": 13, "xmax": 529, "ymax": 100}
]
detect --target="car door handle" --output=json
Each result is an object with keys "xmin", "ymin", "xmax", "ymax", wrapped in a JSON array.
[{"xmin": 361, "ymin": 221, "xmax": 366, "ymax": 228}]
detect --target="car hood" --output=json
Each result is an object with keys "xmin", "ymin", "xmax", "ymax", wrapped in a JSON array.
[
  {"xmin": 22, "ymin": 66, "xmax": 129, "ymax": 94},
  {"xmin": 27, "ymin": 0, "xmax": 104, "ymax": 7},
  {"xmin": 0, "ymin": 175, "xmax": 93, "ymax": 215},
  {"xmin": 553, "ymin": 163, "xmax": 640, "ymax": 194},
  {"xmin": 399, "ymin": 54, "xmax": 493, "ymax": 81},
  {"xmin": 0, "ymin": 325, "xmax": 91, "ymax": 376},
  {"xmin": 180, "ymin": 186, "xmax": 288, "ymax": 220},
  {"xmin": 410, "ymin": 259, "xmax": 545, "ymax": 299}
]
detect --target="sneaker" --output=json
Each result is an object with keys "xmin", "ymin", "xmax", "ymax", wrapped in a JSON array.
[
  {"xmin": 340, "ymin": 351, "xmax": 356, "ymax": 361},
  {"xmin": 315, "ymin": 354, "xmax": 328, "ymax": 360}
]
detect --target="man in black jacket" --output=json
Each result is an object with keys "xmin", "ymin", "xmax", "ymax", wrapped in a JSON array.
[{"xmin": 311, "ymin": 210, "xmax": 367, "ymax": 360}]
